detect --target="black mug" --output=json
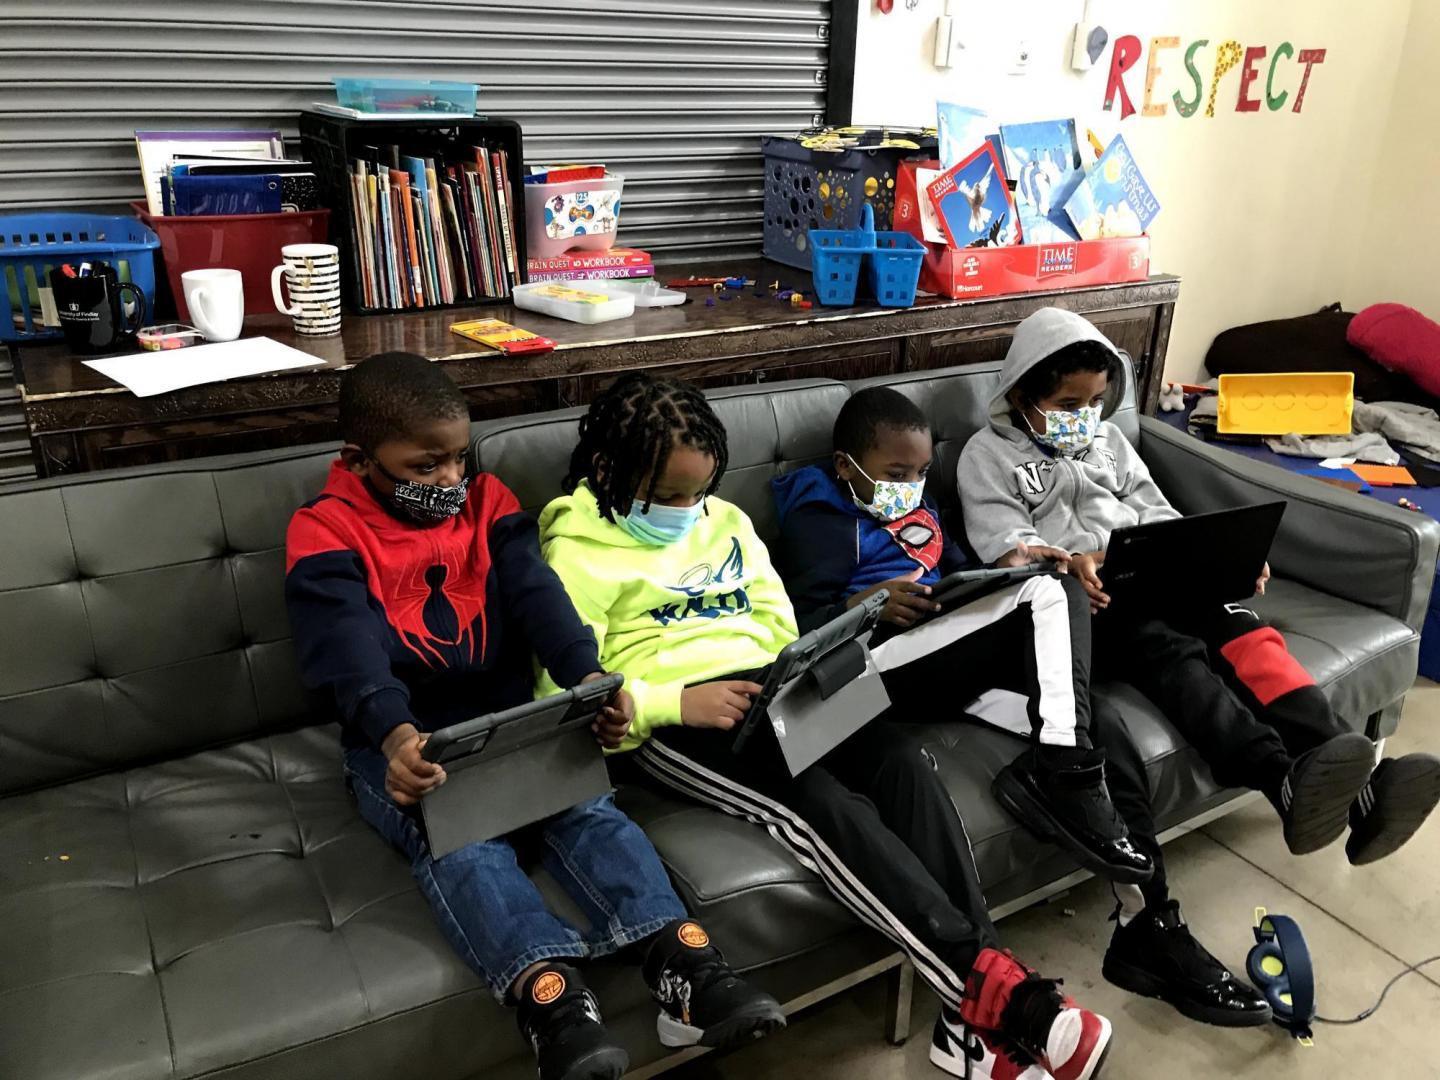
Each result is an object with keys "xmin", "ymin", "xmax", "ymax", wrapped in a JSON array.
[{"xmin": 49, "ymin": 264, "xmax": 146, "ymax": 353}]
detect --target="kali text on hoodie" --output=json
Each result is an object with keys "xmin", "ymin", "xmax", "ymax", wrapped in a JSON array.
[{"xmin": 537, "ymin": 481, "xmax": 798, "ymax": 751}]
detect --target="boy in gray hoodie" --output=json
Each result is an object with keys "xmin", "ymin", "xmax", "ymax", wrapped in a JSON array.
[{"xmin": 959, "ymin": 307, "xmax": 1440, "ymax": 1014}]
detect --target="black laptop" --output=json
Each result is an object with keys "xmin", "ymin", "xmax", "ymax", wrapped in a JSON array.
[
  {"xmin": 419, "ymin": 673, "xmax": 623, "ymax": 857},
  {"xmin": 1101, "ymin": 502, "xmax": 1287, "ymax": 613}
]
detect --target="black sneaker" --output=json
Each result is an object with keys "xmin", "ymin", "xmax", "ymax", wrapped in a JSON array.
[
  {"xmin": 1346, "ymin": 753, "xmax": 1440, "ymax": 865},
  {"xmin": 515, "ymin": 964, "xmax": 628, "ymax": 1080},
  {"xmin": 642, "ymin": 919, "xmax": 786, "ymax": 1049},
  {"xmin": 993, "ymin": 749, "xmax": 1154, "ymax": 884},
  {"xmin": 1102, "ymin": 901, "xmax": 1272, "ymax": 1027},
  {"xmin": 1276, "ymin": 732, "xmax": 1375, "ymax": 855}
]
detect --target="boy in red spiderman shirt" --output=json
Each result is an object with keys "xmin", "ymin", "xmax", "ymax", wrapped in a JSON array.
[{"xmin": 285, "ymin": 353, "xmax": 782, "ymax": 1080}]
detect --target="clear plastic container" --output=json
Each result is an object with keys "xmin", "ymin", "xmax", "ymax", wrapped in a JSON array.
[
  {"xmin": 332, "ymin": 78, "xmax": 477, "ymax": 115},
  {"xmin": 512, "ymin": 281, "xmax": 634, "ymax": 324},
  {"xmin": 585, "ymin": 278, "xmax": 686, "ymax": 307}
]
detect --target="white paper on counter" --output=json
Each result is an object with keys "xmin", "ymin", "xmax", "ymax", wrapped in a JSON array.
[{"xmin": 83, "ymin": 336, "xmax": 324, "ymax": 397}]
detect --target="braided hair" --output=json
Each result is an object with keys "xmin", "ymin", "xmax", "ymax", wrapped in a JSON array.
[{"xmin": 563, "ymin": 372, "xmax": 730, "ymax": 522}]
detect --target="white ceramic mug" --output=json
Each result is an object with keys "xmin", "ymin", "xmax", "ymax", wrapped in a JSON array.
[
  {"xmin": 181, "ymin": 268, "xmax": 244, "ymax": 342},
  {"xmin": 271, "ymin": 243, "xmax": 341, "ymax": 336}
]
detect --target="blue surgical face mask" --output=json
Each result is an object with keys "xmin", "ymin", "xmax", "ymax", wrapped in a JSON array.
[
  {"xmin": 619, "ymin": 498, "xmax": 704, "ymax": 545},
  {"xmin": 1027, "ymin": 404, "xmax": 1102, "ymax": 455}
]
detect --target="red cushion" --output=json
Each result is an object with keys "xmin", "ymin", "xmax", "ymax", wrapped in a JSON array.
[{"xmin": 1347, "ymin": 303, "xmax": 1440, "ymax": 397}]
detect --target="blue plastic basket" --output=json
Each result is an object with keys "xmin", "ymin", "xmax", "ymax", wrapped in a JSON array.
[
  {"xmin": 810, "ymin": 204, "xmax": 924, "ymax": 308},
  {"xmin": 809, "ymin": 204, "xmax": 874, "ymax": 306},
  {"xmin": 0, "ymin": 213, "xmax": 160, "ymax": 343},
  {"xmin": 866, "ymin": 230, "xmax": 925, "ymax": 307}
]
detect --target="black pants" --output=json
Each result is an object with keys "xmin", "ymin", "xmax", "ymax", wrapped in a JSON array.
[
  {"xmin": 880, "ymin": 572, "xmax": 1171, "ymax": 905},
  {"xmin": 634, "ymin": 694, "xmax": 996, "ymax": 1011},
  {"xmin": 1094, "ymin": 602, "xmax": 1350, "ymax": 797},
  {"xmin": 877, "ymin": 572, "xmax": 1094, "ymax": 750}
]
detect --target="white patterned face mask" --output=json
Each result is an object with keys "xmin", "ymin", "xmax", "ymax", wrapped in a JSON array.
[
  {"xmin": 1028, "ymin": 404, "xmax": 1102, "ymax": 455},
  {"xmin": 845, "ymin": 454, "xmax": 926, "ymax": 523}
]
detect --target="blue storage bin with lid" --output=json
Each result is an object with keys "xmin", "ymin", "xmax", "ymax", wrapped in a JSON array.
[{"xmin": 1, "ymin": 213, "xmax": 160, "ymax": 343}]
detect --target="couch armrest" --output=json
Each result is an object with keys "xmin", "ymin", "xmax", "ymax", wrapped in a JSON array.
[{"xmin": 1139, "ymin": 416, "xmax": 1440, "ymax": 632}]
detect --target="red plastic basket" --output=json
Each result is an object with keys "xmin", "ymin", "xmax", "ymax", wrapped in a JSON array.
[{"xmin": 133, "ymin": 203, "xmax": 331, "ymax": 322}]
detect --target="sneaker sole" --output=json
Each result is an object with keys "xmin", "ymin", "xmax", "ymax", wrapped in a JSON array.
[
  {"xmin": 1348, "ymin": 754, "xmax": 1440, "ymax": 865},
  {"xmin": 556, "ymin": 1045, "xmax": 629, "ymax": 1080},
  {"xmin": 1101, "ymin": 955, "xmax": 1273, "ymax": 1028},
  {"xmin": 1284, "ymin": 733, "xmax": 1376, "ymax": 855},
  {"xmin": 656, "ymin": 1000, "xmax": 787, "ymax": 1050},
  {"xmin": 993, "ymin": 769, "xmax": 1154, "ymax": 885}
]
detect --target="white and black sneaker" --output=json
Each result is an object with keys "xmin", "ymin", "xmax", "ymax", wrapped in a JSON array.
[
  {"xmin": 642, "ymin": 919, "xmax": 786, "ymax": 1050},
  {"xmin": 515, "ymin": 964, "xmax": 628, "ymax": 1080},
  {"xmin": 1276, "ymin": 732, "xmax": 1375, "ymax": 855},
  {"xmin": 1346, "ymin": 753, "xmax": 1440, "ymax": 865},
  {"xmin": 931, "ymin": 1007, "xmax": 1050, "ymax": 1079}
]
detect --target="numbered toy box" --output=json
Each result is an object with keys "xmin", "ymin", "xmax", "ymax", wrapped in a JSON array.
[{"xmin": 893, "ymin": 160, "xmax": 1150, "ymax": 299}]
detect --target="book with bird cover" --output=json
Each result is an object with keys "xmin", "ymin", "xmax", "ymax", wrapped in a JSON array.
[
  {"xmin": 1063, "ymin": 134, "xmax": 1160, "ymax": 241},
  {"xmin": 999, "ymin": 119, "xmax": 1084, "ymax": 244},
  {"xmin": 924, "ymin": 142, "xmax": 1020, "ymax": 249}
]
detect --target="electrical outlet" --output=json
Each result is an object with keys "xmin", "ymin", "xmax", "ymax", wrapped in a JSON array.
[{"xmin": 1008, "ymin": 38, "xmax": 1032, "ymax": 76}]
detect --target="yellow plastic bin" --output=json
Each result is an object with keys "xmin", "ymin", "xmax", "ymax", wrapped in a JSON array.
[{"xmin": 1216, "ymin": 372, "xmax": 1355, "ymax": 435}]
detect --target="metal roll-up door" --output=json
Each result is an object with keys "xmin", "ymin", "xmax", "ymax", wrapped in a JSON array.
[{"xmin": 0, "ymin": 0, "xmax": 831, "ymax": 260}]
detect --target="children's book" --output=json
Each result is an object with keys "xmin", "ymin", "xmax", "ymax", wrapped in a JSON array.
[
  {"xmin": 998, "ymin": 119, "xmax": 1084, "ymax": 244},
  {"xmin": 925, "ymin": 142, "xmax": 1020, "ymax": 248},
  {"xmin": 1063, "ymin": 135, "xmax": 1160, "ymax": 241},
  {"xmin": 936, "ymin": 103, "xmax": 990, "ymax": 171}
]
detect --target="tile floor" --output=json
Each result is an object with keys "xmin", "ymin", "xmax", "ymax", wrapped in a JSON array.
[{"xmin": 676, "ymin": 681, "xmax": 1440, "ymax": 1079}]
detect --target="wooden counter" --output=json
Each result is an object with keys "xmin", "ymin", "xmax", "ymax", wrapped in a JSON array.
[{"xmin": 12, "ymin": 260, "xmax": 1179, "ymax": 477}]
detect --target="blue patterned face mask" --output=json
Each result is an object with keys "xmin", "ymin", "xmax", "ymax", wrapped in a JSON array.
[
  {"xmin": 620, "ymin": 498, "xmax": 704, "ymax": 545},
  {"xmin": 845, "ymin": 454, "xmax": 926, "ymax": 523},
  {"xmin": 1028, "ymin": 404, "xmax": 1102, "ymax": 455}
]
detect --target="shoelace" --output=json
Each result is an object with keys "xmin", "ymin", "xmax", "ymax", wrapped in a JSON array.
[
  {"xmin": 525, "ymin": 989, "xmax": 601, "ymax": 1052},
  {"xmin": 1002, "ymin": 974, "xmax": 1067, "ymax": 1060},
  {"xmin": 659, "ymin": 951, "xmax": 736, "ymax": 1008}
]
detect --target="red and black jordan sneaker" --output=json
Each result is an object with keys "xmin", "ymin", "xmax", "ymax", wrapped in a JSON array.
[{"xmin": 959, "ymin": 948, "xmax": 1112, "ymax": 1080}]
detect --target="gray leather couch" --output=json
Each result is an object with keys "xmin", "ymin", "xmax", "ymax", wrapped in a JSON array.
[{"xmin": 3, "ymin": 359, "xmax": 1434, "ymax": 1080}]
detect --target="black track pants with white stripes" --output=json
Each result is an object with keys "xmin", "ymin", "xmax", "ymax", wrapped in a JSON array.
[{"xmin": 634, "ymin": 706, "xmax": 997, "ymax": 1010}]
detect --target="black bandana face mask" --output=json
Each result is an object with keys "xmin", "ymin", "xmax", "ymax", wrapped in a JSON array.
[{"xmin": 370, "ymin": 459, "xmax": 468, "ymax": 524}]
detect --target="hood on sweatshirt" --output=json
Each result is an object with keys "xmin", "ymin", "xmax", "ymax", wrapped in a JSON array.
[
  {"xmin": 538, "ymin": 479, "xmax": 660, "ymax": 549},
  {"xmin": 988, "ymin": 307, "xmax": 1128, "ymax": 436},
  {"xmin": 771, "ymin": 462, "xmax": 865, "ymax": 527}
]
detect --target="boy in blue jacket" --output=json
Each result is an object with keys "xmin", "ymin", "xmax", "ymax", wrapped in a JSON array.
[
  {"xmin": 285, "ymin": 353, "xmax": 782, "ymax": 1080},
  {"xmin": 773, "ymin": 386, "xmax": 1272, "ymax": 1031}
]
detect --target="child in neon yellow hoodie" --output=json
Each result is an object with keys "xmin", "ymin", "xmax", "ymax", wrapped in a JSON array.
[{"xmin": 539, "ymin": 372, "xmax": 1114, "ymax": 1080}]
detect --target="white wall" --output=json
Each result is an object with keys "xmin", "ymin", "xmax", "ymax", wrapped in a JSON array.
[
  {"xmin": 849, "ymin": 0, "xmax": 1415, "ymax": 381},
  {"xmin": 1345, "ymin": 0, "xmax": 1440, "ymax": 313}
]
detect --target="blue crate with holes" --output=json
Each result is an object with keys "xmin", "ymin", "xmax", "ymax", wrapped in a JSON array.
[
  {"xmin": 762, "ymin": 129, "xmax": 937, "ymax": 270},
  {"xmin": 1, "ymin": 213, "xmax": 160, "ymax": 343}
]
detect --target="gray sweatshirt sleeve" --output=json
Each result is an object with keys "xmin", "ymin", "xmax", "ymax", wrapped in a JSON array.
[
  {"xmin": 1111, "ymin": 433, "xmax": 1182, "ymax": 524},
  {"xmin": 958, "ymin": 436, "xmax": 1053, "ymax": 563}
]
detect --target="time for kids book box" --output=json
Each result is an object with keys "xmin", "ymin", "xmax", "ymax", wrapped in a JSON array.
[{"xmin": 894, "ymin": 110, "xmax": 1155, "ymax": 300}]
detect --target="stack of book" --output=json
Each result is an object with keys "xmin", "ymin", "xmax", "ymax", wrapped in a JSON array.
[
  {"xmin": 526, "ymin": 248, "xmax": 654, "ymax": 283},
  {"xmin": 136, "ymin": 130, "xmax": 320, "ymax": 216},
  {"xmin": 347, "ymin": 143, "xmax": 519, "ymax": 310}
]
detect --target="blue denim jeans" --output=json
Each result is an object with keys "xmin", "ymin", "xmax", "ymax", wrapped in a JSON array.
[{"xmin": 344, "ymin": 746, "xmax": 686, "ymax": 1000}]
